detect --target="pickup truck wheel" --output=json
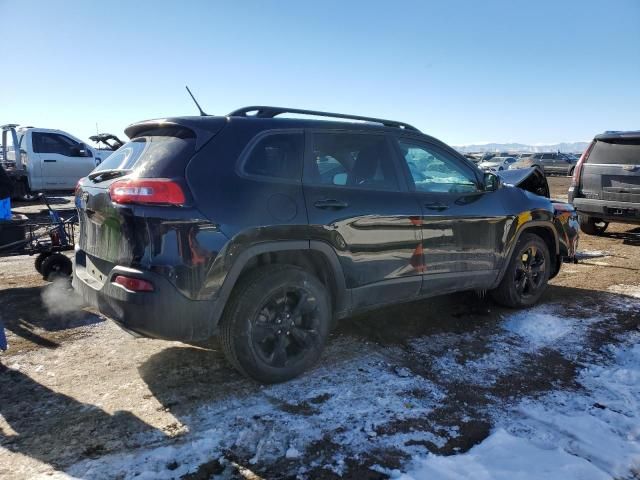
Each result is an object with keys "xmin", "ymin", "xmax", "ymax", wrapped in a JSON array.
[
  {"xmin": 579, "ymin": 215, "xmax": 608, "ymax": 235},
  {"xmin": 219, "ymin": 265, "xmax": 331, "ymax": 384},
  {"xmin": 40, "ymin": 253, "xmax": 73, "ymax": 280},
  {"xmin": 490, "ymin": 233, "xmax": 550, "ymax": 308}
]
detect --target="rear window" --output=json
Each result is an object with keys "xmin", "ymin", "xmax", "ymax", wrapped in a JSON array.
[
  {"xmin": 587, "ymin": 139, "xmax": 640, "ymax": 165},
  {"xmin": 93, "ymin": 127, "xmax": 196, "ymax": 177}
]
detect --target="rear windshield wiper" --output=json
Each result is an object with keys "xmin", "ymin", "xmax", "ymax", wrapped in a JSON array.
[{"xmin": 88, "ymin": 169, "xmax": 131, "ymax": 183}]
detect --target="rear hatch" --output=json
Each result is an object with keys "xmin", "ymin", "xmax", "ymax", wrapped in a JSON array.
[
  {"xmin": 76, "ymin": 119, "xmax": 225, "ymax": 270},
  {"xmin": 580, "ymin": 133, "xmax": 640, "ymax": 204}
]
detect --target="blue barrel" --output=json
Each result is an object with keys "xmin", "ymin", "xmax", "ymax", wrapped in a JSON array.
[{"xmin": 0, "ymin": 197, "xmax": 10, "ymax": 220}]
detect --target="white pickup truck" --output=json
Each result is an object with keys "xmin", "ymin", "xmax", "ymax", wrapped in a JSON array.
[{"xmin": 1, "ymin": 124, "xmax": 108, "ymax": 200}]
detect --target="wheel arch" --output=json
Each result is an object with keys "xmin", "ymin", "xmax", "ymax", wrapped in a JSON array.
[
  {"xmin": 493, "ymin": 221, "xmax": 560, "ymax": 287},
  {"xmin": 209, "ymin": 240, "xmax": 349, "ymax": 329}
]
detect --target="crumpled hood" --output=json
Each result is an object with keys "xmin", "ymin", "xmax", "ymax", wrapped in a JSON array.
[{"xmin": 497, "ymin": 167, "xmax": 550, "ymax": 198}]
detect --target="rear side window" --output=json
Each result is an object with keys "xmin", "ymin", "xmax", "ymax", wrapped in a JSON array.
[
  {"xmin": 94, "ymin": 127, "xmax": 195, "ymax": 177},
  {"xmin": 242, "ymin": 132, "xmax": 304, "ymax": 181},
  {"xmin": 587, "ymin": 139, "xmax": 640, "ymax": 165},
  {"xmin": 306, "ymin": 133, "xmax": 399, "ymax": 191}
]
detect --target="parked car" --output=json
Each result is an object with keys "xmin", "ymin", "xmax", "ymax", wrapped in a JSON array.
[
  {"xmin": 479, "ymin": 151, "xmax": 511, "ymax": 162},
  {"xmin": 74, "ymin": 106, "xmax": 579, "ymax": 383},
  {"xmin": 569, "ymin": 130, "xmax": 640, "ymax": 235},
  {"xmin": 509, "ymin": 152, "xmax": 577, "ymax": 176},
  {"xmin": 1, "ymin": 124, "xmax": 107, "ymax": 200},
  {"xmin": 478, "ymin": 156, "xmax": 517, "ymax": 171}
]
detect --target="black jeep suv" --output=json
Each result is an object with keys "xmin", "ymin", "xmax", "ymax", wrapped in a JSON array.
[{"xmin": 74, "ymin": 107, "xmax": 578, "ymax": 383}]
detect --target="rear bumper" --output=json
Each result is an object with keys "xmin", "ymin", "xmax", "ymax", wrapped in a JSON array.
[
  {"xmin": 572, "ymin": 197, "xmax": 640, "ymax": 224},
  {"xmin": 73, "ymin": 250, "xmax": 217, "ymax": 342}
]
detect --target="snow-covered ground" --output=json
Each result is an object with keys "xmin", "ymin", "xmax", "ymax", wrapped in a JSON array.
[
  {"xmin": 395, "ymin": 325, "xmax": 640, "ymax": 480},
  {"xmin": 30, "ymin": 294, "xmax": 639, "ymax": 480}
]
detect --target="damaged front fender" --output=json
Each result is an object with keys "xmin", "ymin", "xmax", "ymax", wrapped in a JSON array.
[{"xmin": 497, "ymin": 167, "xmax": 550, "ymax": 198}]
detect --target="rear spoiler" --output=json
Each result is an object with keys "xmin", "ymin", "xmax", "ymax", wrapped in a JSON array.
[{"xmin": 124, "ymin": 117, "xmax": 228, "ymax": 151}]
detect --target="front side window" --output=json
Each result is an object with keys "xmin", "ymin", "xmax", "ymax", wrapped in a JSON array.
[
  {"xmin": 396, "ymin": 139, "xmax": 478, "ymax": 193},
  {"xmin": 307, "ymin": 133, "xmax": 399, "ymax": 191},
  {"xmin": 243, "ymin": 132, "xmax": 303, "ymax": 181},
  {"xmin": 33, "ymin": 132, "xmax": 79, "ymax": 156}
]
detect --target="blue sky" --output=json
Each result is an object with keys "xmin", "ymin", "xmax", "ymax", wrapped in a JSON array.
[{"xmin": 1, "ymin": 0, "xmax": 638, "ymax": 146}]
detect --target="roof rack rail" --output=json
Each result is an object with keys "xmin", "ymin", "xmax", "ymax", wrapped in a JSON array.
[{"xmin": 227, "ymin": 106, "xmax": 420, "ymax": 132}]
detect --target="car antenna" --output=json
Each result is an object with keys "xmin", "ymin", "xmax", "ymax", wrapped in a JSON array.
[{"xmin": 185, "ymin": 85, "xmax": 209, "ymax": 116}]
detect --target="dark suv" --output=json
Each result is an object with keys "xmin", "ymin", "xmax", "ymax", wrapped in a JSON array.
[
  {"xmin": 510, "ymin": 152, "xmax": 577, "ymax": 176},
  {"xmin": 569, "ymin": 131, "xmax": 640, "ymax": 235},
  {"xmin": 74, "ymin": 107, "xmax": 578, "ymax": 383}
]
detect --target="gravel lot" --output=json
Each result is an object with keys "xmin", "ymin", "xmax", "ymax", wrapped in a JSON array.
[{"xmin": 1, "ymin": 178, "xmax": 639, "ymax": 479}]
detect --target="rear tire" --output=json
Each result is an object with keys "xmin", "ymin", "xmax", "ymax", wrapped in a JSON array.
[
  {"xmin": 40, "ymin": 253, "xmax": 73, "ymax": 280},
  {"xmin": 579, "ymin": 215, "xmax": 608, "ymax": 235},
  {"xmin": 490, "ymin": 233, "xmax": 551, "ymax": 308},
  {"xmin": 568, "ymin": 167, "xmax": 575, "ymax": 177},
  {"xmin": 218, "ymin": 265, "xmax": 331, "ymax": 384}
]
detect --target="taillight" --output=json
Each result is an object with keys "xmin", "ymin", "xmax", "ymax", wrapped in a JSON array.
[
  {"xmin": 113, "ymin": 275, "xmax": 154, "ymax": 292},
  {"xmin": 571, "ymin": 141, "xmax": 595, "ymax": 188},
  {"xmin": 109, "ymin": 178, "xmax": 186, "ymax": 206}
]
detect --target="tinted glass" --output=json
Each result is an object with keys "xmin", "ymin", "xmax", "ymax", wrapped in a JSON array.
[
  {"xmin": 243, "ymin": 132, "xmax": 303, "ymax": 180},
  {"xmin": 94, "ymin": 127, "xmax": 196, "ymax": 177},
  {"xmin": 308, "ymin": 133, "xmax": 399, "ymax": 191},
  {"xmin": 587, "ymin": 139, "xmax": 640, "ymax": 165},
  {"xmin": 33, "ymin": 132, "xmax": 79, "ymax": 156},
  {"xmin": 397, "ymin": 140, "xmax": 478, "ymax": 193}
]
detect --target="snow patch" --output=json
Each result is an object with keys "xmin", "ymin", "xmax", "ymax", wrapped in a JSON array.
[
  {"xmin": 60, "ymin": 340, "xmax": 447, "ymax": 479},
  {"xmin": 575, "ymin": 250, "xmax": 610, "ymax": 260},
  {"xmin": 397, "ymin": 338, "xmax": 640, "ymax": 480},
  {"xmin": 503, "ymin": 309, "xmax": 579, "ymax": 348},
  {"xmin": 608, "ymin": 284, "xmax": 640, "ymax": 299},
  {"xmin": 394, "ymin": 429, "xmax": 609, "ymax": 480}
]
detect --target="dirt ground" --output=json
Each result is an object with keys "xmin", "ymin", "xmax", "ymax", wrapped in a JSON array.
[{"xmin": 1, "ymin": 178, "xmax": 639, "ymax": 479}]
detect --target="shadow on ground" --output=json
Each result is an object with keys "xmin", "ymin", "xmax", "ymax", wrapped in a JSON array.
[
  {"xmin": 0, "ymin": 282, "xmax": 103, "ymax": 350},
  {"xmin": 602, "ymin": 226, "xmax": 640, "ymax": 247},
  {"xmin": 0, "ymin": 364, "xmax": 163, "ymax": 475}
]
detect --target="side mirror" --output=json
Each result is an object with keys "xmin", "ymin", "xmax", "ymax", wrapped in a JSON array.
[
  {"xmin": 484, "ymin": 172, "xmax": 502, "ymax": 192},
  {"xmin": 71, "ymin": 143, "xmax": 91, "ymax": 157}
]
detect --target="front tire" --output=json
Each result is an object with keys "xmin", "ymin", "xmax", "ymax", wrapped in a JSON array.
[
  {"xmin": 219, "ymin": 265, "xmax": 331, "ymax": 384},
  {"xmin": 490, "ymin": 233, "xmax": 551, "ymax": 308},
  {"xmin": 579, "ymin": 215, "xmax": 608, "ymax": 235}
]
